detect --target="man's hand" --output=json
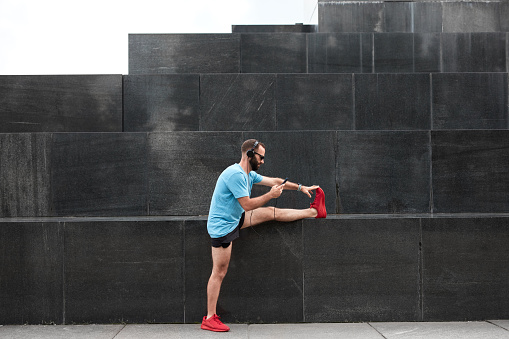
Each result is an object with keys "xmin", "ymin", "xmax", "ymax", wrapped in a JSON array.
[
  {"xmin": 270, "ymin": 183, "xmax": 284, "ymax": 199},
  {"xmin": 301, "ymin": 185, "xmax": 320, "ymax": 198}
]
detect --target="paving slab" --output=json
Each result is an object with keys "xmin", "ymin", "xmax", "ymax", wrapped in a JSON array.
[
  {"xmin": 115, "ymin": 324, "xmax": 249, "ymax": 339},
  {"xmin": 248, "ymin": 323, "xmax": 384, "ymax": 339},
  {"xmin": 0, "ymin": 325, "xmax": 124, "ymax": 339},
  {"xmin": 491, "ymin": 320, "xmax": 509, "ymax": 331},
  {"xmin": 371, "ymin": 322, "xmax": 509, "ymax": 339}
]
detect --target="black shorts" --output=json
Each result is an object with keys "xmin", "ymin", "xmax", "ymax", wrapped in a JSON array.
[{"xmin": 210, "ymin": 212, "xmax": 245, "ymax": 248}]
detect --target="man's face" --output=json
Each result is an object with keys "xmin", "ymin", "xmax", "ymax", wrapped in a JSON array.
[{"xmin": 249, "ymin": 146, "xmax": 265, "ymax": 171}]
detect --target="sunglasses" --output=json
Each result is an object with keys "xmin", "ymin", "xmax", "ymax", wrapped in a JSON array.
[{"xmin": 253, "ymin": 151, "xmax": 264, "ymax": 160}]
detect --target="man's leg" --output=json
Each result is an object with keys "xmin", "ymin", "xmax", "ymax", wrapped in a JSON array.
[
  {"xmin": 206, "ymin": 244, "xmax": 232, "ymax": 318},
  {"xmin": 242, "ymin": 206, "xmax": 317, "ymax": 229}
]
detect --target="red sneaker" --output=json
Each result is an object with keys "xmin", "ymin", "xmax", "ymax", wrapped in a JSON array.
[
  {"xmin": 310, "ymin": 187, "xmax": 327, "ymax": 218},
  {"xmin": 201, "ymin": 314, "xmax": 230, "ymax": 332}
]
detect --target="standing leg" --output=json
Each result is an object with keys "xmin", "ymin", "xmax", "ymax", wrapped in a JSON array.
[{"xmin": 206, "ymin": 244, "xmax": 232, "ymax": 318}]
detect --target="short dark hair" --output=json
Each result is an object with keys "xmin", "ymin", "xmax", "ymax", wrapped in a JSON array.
[{"xmin": 241, "ymin": 139, "xmax": 265, "ymax": 154}]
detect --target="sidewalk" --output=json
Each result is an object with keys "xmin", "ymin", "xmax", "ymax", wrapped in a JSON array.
[{"xmin": 0, "ymin": 321, "xmax": 508, "ymax": 339}]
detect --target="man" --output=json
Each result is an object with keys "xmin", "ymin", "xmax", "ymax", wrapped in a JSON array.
[{"xmin": 201, "ymin": 139, "xmax": 327, "ymax": 332}]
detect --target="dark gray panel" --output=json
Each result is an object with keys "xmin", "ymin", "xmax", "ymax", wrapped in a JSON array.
[
  {"xmin": 422, "ymin": 217, "xmax": 509, "ymax": 321},
  {"xmin": 355, "ymin": 74, "xmax": 431, "ymax": 130},
  {"xmin": 431, "ymin": 130, "xmax": 509, "ymax": 213},
  {"xmin": 374, "ymin": 34, "xmax": 414, "ymax": 73},
  {"xmin": 276, "ymin": 74, "xmax": 353, "ymax": 130},
  {"xmin": 414, "ymin": 34, "xmax": 441, "ymax": 72},
  {"xmin": 337, "ymin": 131, "xmax": 431, "ymax": 214},
  {"xmin": 413, "ymin": 2, "xmax": 443, "ymax": 33},
  {"xmin": 308, "ymin": 33, "xmax": 372, "ymax": 73},
  {"xmin": 148, "ymin": 132, "xmax": 243, "ymax": 216},
  {"xmin": 123, "ymin": 75, "xmax": 200, "ymax": 132},
  {"xmin": 0, "ymin": 75, "xmax": 122, "ymax": 132},
  {"xmin": 0, "ymin": 134, "xmax": 51, "ymax": 217},
  {"xmin": 442, "ymin": 33, "xmax": 507, "ymax": 72},
  {"xmin": 384, "ymin": 2, "xmax": 412, "ymax": 33},
  {"xmin": 442, "ymin": 2, "xmax": 501, "ymax": 33},
  {"xmin": 240, "ymin": 34, "xmax": 307, "ymax": 73},
  {"xmin": 51, "ymin": 133, "xmax": 148, "ymax": 216},
  {"xmin": 0, "ymin": 222, "xmax": 63, "ymax": 324},
  {"xmin": 232, "ymin": 25, "xmax": 317, "ymax": 33},
  {"xmin": 318, "ymin": 2, "xmax": 385, "ymax": 33},
  {"xmin": 432, "ymin": 73, "xmax": 508, "ymax": 130},
  {"xmin": 244, "ymin": 131, "xmax": 337, "ymax": 214},
  {"xmin": 501, "ymin": 4, "xmax": 509, "ymax": 32},
  {"xmin": 303, "ymin": 218, "xmax": 420, "ymax": 322},
  {"xmin": 64, "ymin": 220, "xmax": 184, "ymax": 323},
  {"xmin": 128, "ymin": 34, "xmax": 240, "ymax": 74},
  {"xmin": 185, "ymin": 219, "xmax": 304, "ymax": 323},
  {"xmin": 199, "ymin": 74, "xmax": 276, "ymax": 131}
]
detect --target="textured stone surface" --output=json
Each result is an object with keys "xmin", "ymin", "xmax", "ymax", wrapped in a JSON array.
[
  {"xmin": 147, "ymin": 132, "xmax": 242, "ymax": 216},
  {"xmin": 442, "ymin": 2, "xmax": 502, "ymax": 33},
  {"xmin": 0, "ymin": 222, "xmax": 63, "ymax": 324},
  {"xmin": 355, "ymin": 74, "xmax": 431, "ymax": 130},
  {"xmin": 51, "ymin": 133, "xmax": 149, "ymax": 216},
  {"xmin": 441, "ymin": 33, "xmax": 507, "ymax": 72},
  {"xmin": 337, "ymin": 131, "xmax": 431, "ymax": 214},
  {"xmin": 240, "ymin": 34, "xmax": 307, "ymax": 73},
  {"xmin": 372, "ymin": 322, "xmax": 509, "ymax": 339},
  {"xmin": 0, "ymin": 75, "xmax": 122, "ymax": 132},
  {"xmin": 432, "ymin": 73, "xmax": 508, "ymax": 130},
  {"xmin": 232, "ymin": 25, "xmax": 316, "ymax": 33},
  {"xmin": 308, "ymin": 33, "xmax": 373, "ymax": 73},
  {"xmin": 123, "ymin": 75, "xmax": 200, "ymax": 131},
  {"xmin": 374, "ymin": 33, "xmax": 414, "ymax": 72},
  {"xmin": 318, "ymin": 2, "xmax": 385, "ymax": 33},
  {"xmin": 249, "ymin": 323, "xmax": 384, "ymax": 339},
  {"xmin": 276, "ymin": 74, "xmax": 353, "ymax": 130},
  {"xmin": 422, "ymin": 217, "xmax": 509, "ymax": 321},
  {"xmin": 0, "ymin": 325, "xmax": 125, "ymax": 339},
  {"xmin": 414, "ymin": 33, "xmax": 441, "ymax": 72},
  {"xmin": 64, "ymin": 220, "xmax": 184, "ymax": 323},
  {"xmin": 413, "ymin": 2, "xmax": 443, "ymax": 33},
  {"xmin": 303, "ymin": 218, "xmax": 420, "ymax": 322},
  {"xmin": 128, "ymin": 34, "xmax": 240, "ymax": 74},
  {"xmin": 0, "ymin": 134, "xmax": 51, "ymax": 217},
  {"xmin": 431, "ymin": 130, "xmax": 509, "ymax": 213},
  {"xmin": 199, "ymin": 74, "xmax": 276, "ymax": 131}
]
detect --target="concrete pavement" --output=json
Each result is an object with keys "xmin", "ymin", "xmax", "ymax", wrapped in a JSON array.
[{"xmin": 0, "ymin": 321, "xmax": 508, "ymax": 339}]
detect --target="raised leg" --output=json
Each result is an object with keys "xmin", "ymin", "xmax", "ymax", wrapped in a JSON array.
[{"xmin": 241, "ymin": 206, "xmax": 317, "ymax": 229}]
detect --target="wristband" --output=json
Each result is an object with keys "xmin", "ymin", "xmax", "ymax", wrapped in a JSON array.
[{"xmin": 298, "ymin": 184, "xmax": 302, "ymax": 191}]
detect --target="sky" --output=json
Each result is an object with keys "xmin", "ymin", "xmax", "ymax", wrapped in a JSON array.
[{"xmin": 0, "ymin": 0, "xmax": 318, "ymax": 75}]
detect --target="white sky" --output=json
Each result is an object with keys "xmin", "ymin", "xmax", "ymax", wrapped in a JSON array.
[{"xmin": 0, "ymin": 0, "xmax": 318, "ymax": 75}]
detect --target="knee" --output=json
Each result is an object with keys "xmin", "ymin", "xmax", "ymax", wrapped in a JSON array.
[{"xmin": 212, "ymin": 265, "xmax": 228, "ymax": 281}]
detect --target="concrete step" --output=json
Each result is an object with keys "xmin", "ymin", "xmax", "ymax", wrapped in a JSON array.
[
  {"xmin": 318, "ymin": 0, "xmax": 509, "ymax": 33},
  {"xmin": 1, "ymin": 130, "xmax": 508, "ymax": 217},
  {"xmin": 128, "ymin": 32, "xmax": 509, "ymax": 74},
  {"xmin": 1, "ymin": 214, "xmax": 508, "ymax": 324}
]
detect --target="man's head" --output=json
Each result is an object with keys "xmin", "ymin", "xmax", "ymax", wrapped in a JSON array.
[{"xmin": 242, "ymin": 139, "xmax": 265, "ymax": 171}]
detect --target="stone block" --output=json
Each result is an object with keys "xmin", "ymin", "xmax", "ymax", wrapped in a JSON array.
[
  {"xmin": 232, "ymin": 25, "xmax": 317, "ymax": 33},
  {"xmin": 372, "ymin": 322, "xmax": 509, "ymax": 338},
  {"xmin": 422, "ymin": 217, "xmax": 509, "ymax": 321},
  {"xmin": 51, "ymin": 133, "xmax": 149, "ymax": 216},
  {"xmin": 0, "ymin": 75, "xmax": 122, "ymax": 132},
  {"xmin": 307, "ymin": 33, "xmax": 373, "ymax": 73},
  {"xmin": 276, "ymin": 74, "xmax": 353, "ymax": 130},
  {"xmin": 123, "ymin": 75, "xmax": 200, "ymax": 132},
  {"xmin": 240, "ymin": 34, "xmax": 307, "ymax": 73},
  {"xmin": 303, "ymin": 217, "xmax": 421, "ymax": 322},
  {"xmin": 245, "ymin": 131, "xmax": 337, "ymax": 214},
  {"xmin": 442, "ymin": 33, "xmax": 507, "ymax": 72},
  {"xmin": 199, "ymin": 74, "xmax": 276, "ymax": 131},
  {"xmin": 318, "ymin": 2, "xmax": 384, "ymax": 33},
  {"xmin": 413, "ymin": 2, "xmax": 443, "ymax": 33},
  {"xmin": 64, "ymin": 220, "xmax": 184, "ymax": 323},
  {"xmin": 442, "ymin": 2, "xmax": 501, "ymax": 33},
  {"xmin": 432, "ymin": 73, "xmax": 508, "ymax": 130},
  {"xmin": 0, "ymin": 134, "xmax": 51, "ymax": 217},
  {"xmin": 128, "ymin": 34, "xmax": 240, "ymax": 74},
  {"xmin": 384, "ymin": 2, "xmax": 412, "ymax": 33},
  {"xmin": 0, "ymin": 222, "xmax": 63, "ymax": 324},
  {"xmin": 414, "ymin": 33, "xmax": 441, "ymax": 73},
  {"xmin": 147, "ymin": 132, "xmax": 242, "ymax": 216},
  {"xmin": 337, "ymin": 131, "xmax": 431, "ymax": 214},
  {"xmin": 374, "ymin": 34, "xmax": 414, "ymax": 73},
  {"xmin": 355, "ymin": 74, "xmax": 431, "ymax": 130},
  {"xmin": 185, "ymin": 219, "xmax": 304, "ymax": 323},
  {"xmin": 431, "ymin": 130, "xmax": 509, "ymax": 213}
]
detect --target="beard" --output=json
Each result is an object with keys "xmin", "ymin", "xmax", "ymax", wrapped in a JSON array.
[{"xmin": 249, "ymin": 157, "xmax": 260, "ymax": 171}]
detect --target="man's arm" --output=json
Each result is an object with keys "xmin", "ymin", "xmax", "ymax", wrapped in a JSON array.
[
  {"xmin": 237, "ymin": 184, "xmax": 283, "ymax": 211},
  {"xmin": 257, "ymin": 176, "xmax": 319, "ymax": 198}
]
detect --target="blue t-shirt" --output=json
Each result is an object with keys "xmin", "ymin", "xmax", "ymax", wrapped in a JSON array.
[{"xmin": 207, "ymin": 163, "xmax": 263, "ymax": 238}]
